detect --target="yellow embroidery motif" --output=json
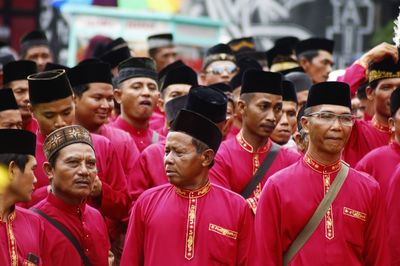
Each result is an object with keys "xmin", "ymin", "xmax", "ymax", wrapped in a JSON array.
[
  {"xmin": 209, "ymin": 224, "xmax": 238, "ymax": 240},
  {"xmin": 184, "ymin": 199, "xmax": 197, "ymax": 260},
  {"xmin": 343, "ymin": 207, "xmax": 367, "ymax": 222},
  {"xmin": 323, "ymin": 174, "xmax": 335, "ymax": 240},
  {"xmin": 369, "ymin": 70, "xmax": 400, "ymax": 83}
]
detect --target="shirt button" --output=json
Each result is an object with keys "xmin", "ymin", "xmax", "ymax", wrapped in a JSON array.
[
  {"xmin": 85, "ymin": 248, "xmax": 89, "ymax": 252},
  {"xmin": 86, "ymin": 234, "xmax": 89, "ymax": 238}
]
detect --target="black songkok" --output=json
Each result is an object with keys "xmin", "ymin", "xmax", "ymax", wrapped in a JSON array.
[
  {"xmin": 210, "ymin": 83, "xmax": 233, "ymax": 93},
  {"xmin": 171, "ymin": 109, "xmax": 222, "ymax": 153},
  {"xmin": 20, "ymin": 30, "xmax": 49, "ymax": 54},
  {"xmin": 161, "ymin": 65, "xmax": 198, "ymax": 92},
  {"xmin": 3, "ymin": 60, "xmax": 37, "ymax": 84},
  {"xmin": 165, "ymin": 95, "xmax": 188, "ymax": 125},
  {"xmin": 99, "ymin": 37, "xmax": 131, "ymax": 68},
  {"xmin": 69, "ymin": 60, "xmax": 112, "ymax": 87},
  {"xmin": 305, "ymin": 81, "xmax": 351, "ymax": 109},
  {"xmin": 147, "ymin": 33, "xmax": 174, "ymax": 50},
  {"xmin": 0, "ymin": 88, "xmax": 18, "ymax": 111},
  {"xmin": 295, "ymin": 38, "xmax": 334, "ymax": 56},
  {"xmin": 203, "ymin": 43, "xmax": 236, "ymax": 70},
  {"xmin": 0, "ymin": 129, "xmax": 36, "ymax": 156},
  {"xmin": 285, "ymin": 72, "xmax": 312, "ymax": 93},
  {"xmin": 117, "ymin": 57, "xmax": 157, "ymax": 85},
  {"xmin": 282, "ymin": 80, "xmax": 298, "ymax": 103},
  {"xmin": 241, "ymin": 70, "xmax": 282, "ymax": 95}
]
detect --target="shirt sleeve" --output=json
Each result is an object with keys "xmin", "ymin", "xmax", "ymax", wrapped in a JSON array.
[{"xmin": 336, "ymin": 63, "xmax": 367, "ymax": 98}]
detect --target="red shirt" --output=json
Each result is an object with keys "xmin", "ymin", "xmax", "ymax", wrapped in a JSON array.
[
  {"xmin": 225, "ymin": 125, "xmax": 240, "ymax": 140},
  {"xmin": 33, "ymin": 193, "xmax": 110, "ymax": 266},
  {"xmin": 209, "ymin": 131, "xmax": 301, "ymax": 213},
  {"xmin": 121, "ymin": 182, "xmax": 254, "ymax": 266},
  {"xmin": 149, "ymin": 110, "xmax": 166, "ymax": 132},
  {"xmin": 0, "ymin": 207, "xmax": 47, "ymax": 266},
  {"xmin": 23, "ymin": 117, "xmax": 39, "ymax": 134},
  {"xmin": 254, "ymin": 155, "xmax": 389, "ymax": 265},
  {"xmin": 356, "ymin": 142, "xmax": 400, "ymax": 197},
  {"xmin": 111, "ymin": 116, "xmax": 165, "ymax": 152},
  {"xmin": 336, "ymin": 63, "xmax": 367, "ymax": 98}
]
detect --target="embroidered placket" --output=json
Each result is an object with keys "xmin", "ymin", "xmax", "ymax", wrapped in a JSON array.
[
  {"xmin": 184, "ymin": 197, "xmax": 197, "ymax": 260},
  {"xmin": 323, "ymin": 174, "xmax": 335, "ymax": 240}
]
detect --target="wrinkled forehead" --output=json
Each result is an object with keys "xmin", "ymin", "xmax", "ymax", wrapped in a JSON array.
[
  {"xmin": 308, "ymin": 104, "xmax": 351, "ymax": 114},
  {"xmin": 166, "ymin": 131, "xmax": 193, "ymax": 147}
]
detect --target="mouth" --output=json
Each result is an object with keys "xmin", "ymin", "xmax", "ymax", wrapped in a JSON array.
[
  {"xmin": 165, "ymin": 169, "xmax": 177, "ymax": 177},
  {"xmin": 139, "ymin": 100, "xmax": 152, "ymax": 107},
  {"xmin": 260, "ymin": 124, "xmax": 275, "ymax": 132},
  {"xmin": 74, "ymin": 179, "xmax": 91, "ymax": 188},
  {"xmin": 95, "ymin": 112, "xmax": 108, "ymax": 119}
]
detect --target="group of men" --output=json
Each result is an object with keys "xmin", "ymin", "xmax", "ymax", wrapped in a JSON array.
[{"xmin": 0, "ymin": 27, "xmax": 399, "ymax": 266}]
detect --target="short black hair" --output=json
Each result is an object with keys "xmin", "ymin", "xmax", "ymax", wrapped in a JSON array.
[
  {"xmin": 297, "ymin": 50, "xmax": 319, "ymax": 62},
  {"xmin": 48, "ymin": 150, "xmax": 61, "ymax": 168},
  {"xmin": 0, "ymin": 153, "xmax": 30, "ymax": 172},
  {"xmin": 191, "ymin": 137, "xmax": 214, "ymax": 168},
  {"xmin": 240, "ymin": 92, "xmax": 256, "ymax": 103},
  {"xmin": 72, "ymin": 84, "xmax": 90, "ymax": 98}
]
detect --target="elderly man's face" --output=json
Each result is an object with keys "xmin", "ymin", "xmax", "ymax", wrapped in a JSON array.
[
  {"xmin": 0, "ymin": 110, "xmax": 22, "ymax": 129},
  {"xmin": 24, "ymin": 46, "xmax": 53, "ymax": 72}
]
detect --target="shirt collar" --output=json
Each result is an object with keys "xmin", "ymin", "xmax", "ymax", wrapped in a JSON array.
[
  {"xmin": 236, "ymin": 130, "xmax": 271, "ymax": 153},
  {"xmin": 372, "ymin": 117, "xmax": 390, "ymax": 133},
  {"xmin": 114, "ymin": 116, "xmax": 150, "ymax": 137},
  {"xmin": 175, "ymin": 181, "xmax": 211, "ymax": 199},
  {"xmin": 47, "ymin": 193, "xmax": 86, "ymax": 216},
  {"xmin": 0, "ymin": 205, "xmax": 16, "ymax": 223},
  {"xmin": 304, "ymin": 153, "xmax": 341, "ymax": 174}
]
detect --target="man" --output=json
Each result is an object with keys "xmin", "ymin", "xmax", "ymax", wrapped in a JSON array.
[
  {"xmin": 270, "ymin": 80, "xmax": 298, "ymax": 147},
  {"xmin": 0, "ymin": 88, "xmax": 22, "ymax": 129},
  {"xmin": 355, "ymin": 87, "xmax": 400, "ymax": 197},
  {"xmin": 20, "ymin": 30, "xmax": 53, "ymax": 72},
  {"xmin": 130, "ymin": 85, "xmax": 227, "ymax": 201},
  {"xmin": 112, "ymin": 57, "xmax": 164, "ymax": 152},
  {"xmin": 254, "ymin": 81, "xmax": 389, "ymax": 265},
  {"xmin": 27, "ymin": 69, "xmax": 130, "ymax": 223},
  {"xmin": 121, "ymin": 109, "xmax": 253, "ymax": 265},
  {"xmin": 147, "ymin": 33, "xmax": 178, "ymax": 72},
  {"xmin": 153, "ymin": 64, "xmax": 198, "ymax": 135},
  {"xmin": 99, "ymin": 37, "xmax": 132, "ymax": 77},
  {"xmin": 295, "ymin": 37, "xmax": 334, "ymax": 84},
  {"xmin": 0, "ymin": 129, "xmax": 48, "ymax": 265},
  {"xmin": 200, "ymin": 43, "xmax": 238, "ymax": 85},
  {"xmin": 342, "ymin": 57, "xmax": 400, "ymax": 166},
  {"xmin": 285, "ymin": 71, "xmax": 312, "ymax": 111},
  {"xmin": 33, "ymin": 125, "xmax": 110, "ymax": 265},
  {"xmin": 266, "ymin": 36, "xmax": 301, "ymax": 74},
  {"xmin": 209, "ymin": 70, "xmax": 300, "ymax": 214},
  {"xmin": 2, "ymin": 60, "xmax": 38, "ymax": 132}
]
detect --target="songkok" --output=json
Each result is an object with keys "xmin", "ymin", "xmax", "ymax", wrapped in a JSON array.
[
  {"xmin": 297, "ymin": 105, "xmax": 306, "ymax": 132},
  {"xmin": 117, "ymin": 57, "xmax": 157, "ymax": 85},
  {"xmin": 275, "ymin": 36, "xmax": 300, "ymax": 51},
  {"xmin": 44, "ymin": 62, "xmax": 70, "ymax": 72},
  {"xmin": 28, "ymin": 69, "xmax": 72, "ymax": 105},
  {"xmin": 227, "ymin": 37, "xmax": 256, "ymax": 54},
  {"xmin": 0, "ymin": 88, "xmax": 18, "ymax": 111},
  {"xmin": 185, "ymin": 86, "xmax": 227, "ymax": 123},
  {"xmin": 147, "ymin": 33, "xmax": 174, "ymax": 50},
  {"xmin": 210, "ymin": 82, "xmax": 233, "ymax": 93},
  {"xmin": 3, "ymin": 60, "xmax": 37, "ymax": 84},
  {"xmin": 295, "ymin": 38, "xmax": 334, "ymax": 55},
  {"xmin": 241, "ymin": 70, "xmax": 282, "ymax": 95},
  {"xmin": 230, "ymin": 57, "xmax": 262, "ymax": 90},
  {"xmin": 20, "ymin": 30, "xmax": 49, "ymax": 54},
  {"xmin": 171, "ymin": 109, "xmax": 222, "ymax": 153},
  {"xmin": 203, "ymin": 43, "xmax": 236, "ymax": 70},
  {"xmin": 165, "ymin": 95, "xmax": 188, "ymax": 124},
  {"xmin": 0, "ymin": 54, "xmax": 15, "ymax": 71},
  {"xmin": 69, "ymin": 60, "xmax": 112, "ymax": 87},
  {"xmin": 285, "ymin": 72, "xmax": 312, "ymax": 93},
  {"xmin": 99, "ymin": 37, "xmax": 131, "ymax": 68},
  {"xmin": 368, "ymin": 57, "xmax": 400, "ymax": 84},
  {"xmin": 43, "ymin": 125, "xmax": 93, "ymax": 161},
  {"xmin": 160, "ymin": 65, "xmax": 198, "ymax": 92},
  {"xmin": 390, "ymin": 87, "xmax": 400, "ymax": 117},
  {"xmin": 0, "ymin": 129, "xmax": 36, "ymax": 156},
  {"xmin": 305, "ymin": 81, "xmax": 351, "ymax": 109},
  {"xmin": 158, "ymin": 60, "xmax": 186, "ymax": 81},
  {"xmin": 282, "ymin": 80, "xmax": 297, "ymax": 103}
]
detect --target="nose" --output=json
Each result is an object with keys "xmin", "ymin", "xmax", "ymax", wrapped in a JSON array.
[
  {"xmin": 279, "ymin": 112, "xmax": 289, "ymax": 125},
  {"xmin": 55, "ymin": 115, "xmax": 67, "ymax": 128},
  {"xmin": 99, "ymin": 98, "xmax": 109, "ymax": 108},
  {"xmin": 78, "ymin": 162, "xmax": 90, "ymax": 176},
  {"xmin": 32, "ymin": 174, "xmax": 37, "ymax": 184}
]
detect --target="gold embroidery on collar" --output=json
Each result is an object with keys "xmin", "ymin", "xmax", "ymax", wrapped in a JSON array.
[
  {"xmin": 209, "ymin": 224, "xmax": 238, "ymax": 240},
  {"xmin": 372, "ymin": 117, "xmax": 390, "ymax": 133},
  {"xmin": 236, "ymin": 130, "xmax": 271, "ymax": 154},
  {"xmin": 304, "ymin": 154, "xmax": 341, "ymax": 174},
  {"xmin": 343, "ymin": 207, "xmax": 367, "ymax": 222},
  {"xmin": 175, "ymin": 181, "xmax": 211, "ymax": 199}
]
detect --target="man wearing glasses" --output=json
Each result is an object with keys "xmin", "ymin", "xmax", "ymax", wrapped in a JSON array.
[
  {"xmin": 254, "ymin": 81, "xmax": 389, "ymax": 265},
  {"xmin": 200, "ymin": 43, "xmax": 238, "ymax": 85}
]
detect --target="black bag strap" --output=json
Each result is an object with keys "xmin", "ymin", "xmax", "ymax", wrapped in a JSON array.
[
  {"xmin": 241, "ymin": 142, "xmax": 281, "ymax": 198},
  {"xmin": 31, "ymin": 208, "xmax": 92, "ymax": 266}
]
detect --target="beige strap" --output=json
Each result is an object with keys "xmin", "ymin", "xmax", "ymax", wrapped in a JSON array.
[{"xmin": 283, "ymin": 161, "xmax": 350, "ymax": 265}]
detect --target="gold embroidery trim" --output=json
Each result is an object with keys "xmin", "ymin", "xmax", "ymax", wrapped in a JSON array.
[
  {"xmin": 7, "ymin": 222, "xmax": 18, "ymax": 266},
  {"xmin": 175, "ymin": 181, "xmax": 211, "ymax": 199},
  {"xmin": 323, "ymin": 174, "xmax": 334, "ymax": 240},
  {"xmin": 184, "ymin": 198, "xmax": 197, "ymax": 260},
  {"xmin": 368, "ymin": 70, "xmax": 400, "ymax": 83},
  {"xmin": 343, "ymin": 207, "xmax": 367, "ymax": 222},
  {"xmin": 209, "ymin": 224, "xmax": 238, "ymax": 240}
]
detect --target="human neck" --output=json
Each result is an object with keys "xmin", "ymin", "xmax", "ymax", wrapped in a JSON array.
[
  {"xmin": 52, "ymin": 190, "xmax": 84, "ymax": 206},
  {"xmin": 373, "ymin": 113, "xmax": 389, "ymax": 126},
  {"xmin": 76, "ymin": 118, "xmax": 101, "ymax": 133},
  {"xmin": 306, "ymin": 146, "xmax": 341, "ymax": 165},
  {"xmin": 177, "ymin": 176, "xmax": 209, "ymax": 191},
  {"xmin": 241, "ymin": 127, "xmax": 269, "ymax": 151},
  {"xmin": 0, "ymin": 194, "xmax": 16, "ymax": 221},
  {"xmin": 121, "ymin": 112, "xmax": 149, "ymax": 129}
]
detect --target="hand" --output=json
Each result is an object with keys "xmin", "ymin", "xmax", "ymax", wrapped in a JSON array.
[
  {"xmin": 90, "ymin": 175, "xmax": 102, "ymax": 198},
  {"xmin": 356, "ymin": 42, "xmax": 398, "ymax": 68}
]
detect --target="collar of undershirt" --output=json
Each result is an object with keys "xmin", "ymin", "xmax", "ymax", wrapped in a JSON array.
[
  {"xmin": 304, "ymin": 153, "xmax": 341, "ymax": 174},
  {"xmin": 174, "ymin": 181, "xmax": 211, "ymax": 199}
]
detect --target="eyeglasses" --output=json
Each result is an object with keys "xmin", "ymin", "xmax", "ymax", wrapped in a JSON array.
[
  {"xmin": 306, "ymin": 111, "xmax": 355, "ymax": 127},
  {"xmin": 206, "ymin": 65, "xmax": 238, "ymax": 75}
]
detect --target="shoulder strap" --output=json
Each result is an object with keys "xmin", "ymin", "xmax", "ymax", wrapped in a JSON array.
[
  {"xmin": 151, "ymin": 131, "xmax": 159, "ymax": 144},
  {"xmin": 31, "ymin": 208, "xmax": 92, "ymax": 266},
  {"xmin": 282, "ymin": 161, "xmax": 350, "ymax": 265},
  {"xmin": 240, "ymin": 142, "xmax": 281, "ymax": 198}
]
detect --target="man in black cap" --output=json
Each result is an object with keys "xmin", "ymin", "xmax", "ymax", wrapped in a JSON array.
[
  {"xmin": 0, "ymin": 88, "xmax": 22, "ymax": 129},
  {"xmin": 0, "ymin": 129, "xmax": 48, "ymax": 266},
  {"xmin": 2, "ymin": 60, "xmax": 37, "ymax": 132},
  {"xmin": 121, "ymin": 109, "xmax": 253, "ymax": 265},
  {"xmin": 20, "ymin": 30, "xmax": 53, "ymax": 72},
  {"xmin": 32, "ymin": 125, "xmax": 110, "ymax": 266},
  {"xmin": 99, "ymin": 37, "xmax": 132, "ymax": 77},
  {"xmin": 112, "ymin": 57, "xmax": 164, "ymax": 152},
  {"xmin": 270, "ymin": 80, "xmax": 298, "ymax": 147},
  {"xmin": 147, "ymin": 33, "xmax": 178, "ymax": 72},
  {"xmin": 200, "ymin": 43, "xmax": 238, "ymax": 85},
  {"xmin": 267, "ymin": 36, "xmax": 301, "ymax": 74},
  {"xmin": 27, "ymin": 69, "xmax": 130, "ymax": 226},
  {"xmin": 209, "ymin": 70, "xmax": 300, "ymax": 214},
  {"xmin": 285, "ymin": 71, "xmax": 313, "ymax": 111},
  {"xmin": 295, "ymin": 37, "xmax": 334, "ymax": 84},
  {"xmin": 254, "ymin": 81, "xmax": 389, "ymax": 265}
]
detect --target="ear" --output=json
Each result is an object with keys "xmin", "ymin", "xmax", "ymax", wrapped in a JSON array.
[
  {"xmin": 298, "ymin": 57, "xmax": 309, "ymax": 70},
  {"xmin": 199, "ymin": 73, "xmax": 207, "ymax": 85},
  {"xmin": 158, "ymin": 98, "xmax": 165, "ymax": 113},
  {"xmin": 389, "ymin": 117, "xmax": 395, "ymax": 133},
  {"xmin": 201, "ymin": 149, "xmax": 215, "ymax": 167},
  {"xmin": 237, "ymin": 99, "xmax": 246, "ymax": 117},
  {"xmin": 113, "ymin": 89, "xmax": 122, "ymax": 104},
  {"xmin": 365, "ymin": 86, "xmax": 375, "ymax": 101},
  {"xmin": 7, "ymin": 161, "xmax": 17, "ymax": 182},
  {"xmin": 43, "ymin": 162, "xmax": 54, "ymax": 182},
  {"xmin": 301, "ymin": 116, "xmax": 310, "ymax": 134}
]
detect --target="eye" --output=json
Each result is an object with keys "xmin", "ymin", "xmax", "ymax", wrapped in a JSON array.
[{"xmin": 319, "ymin": 112, "xmax": 335, "ymax": 120}]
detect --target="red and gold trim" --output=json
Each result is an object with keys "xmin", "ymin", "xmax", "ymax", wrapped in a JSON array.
[
  {"xmin": 323, "ymin": 175, "xmax": 334, "ymax": 240},
  {"xmin": 0, "ymin": 209, "xmax": 18, "ymax": 266},
  {"xmin": 175, "ymin": 181, "xmax": 211, "ymax": 199},
  {"xmin": 343, "ymin": 207, "xmax": 367, "ymax": 222},
  {"xmin": 236, "ymin": 130, "xmax": 271, "ymax": 153},
  {"xmin": 209, "ymin": 224, "xmax": 238, "ymax": 239},
  {"xmin": 371, "ymin": 117, "xmax": 390, "ymax": 133},
  {"xmin": 304, "ymin": 154, "xmax": 341, "ymax": 174}
]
